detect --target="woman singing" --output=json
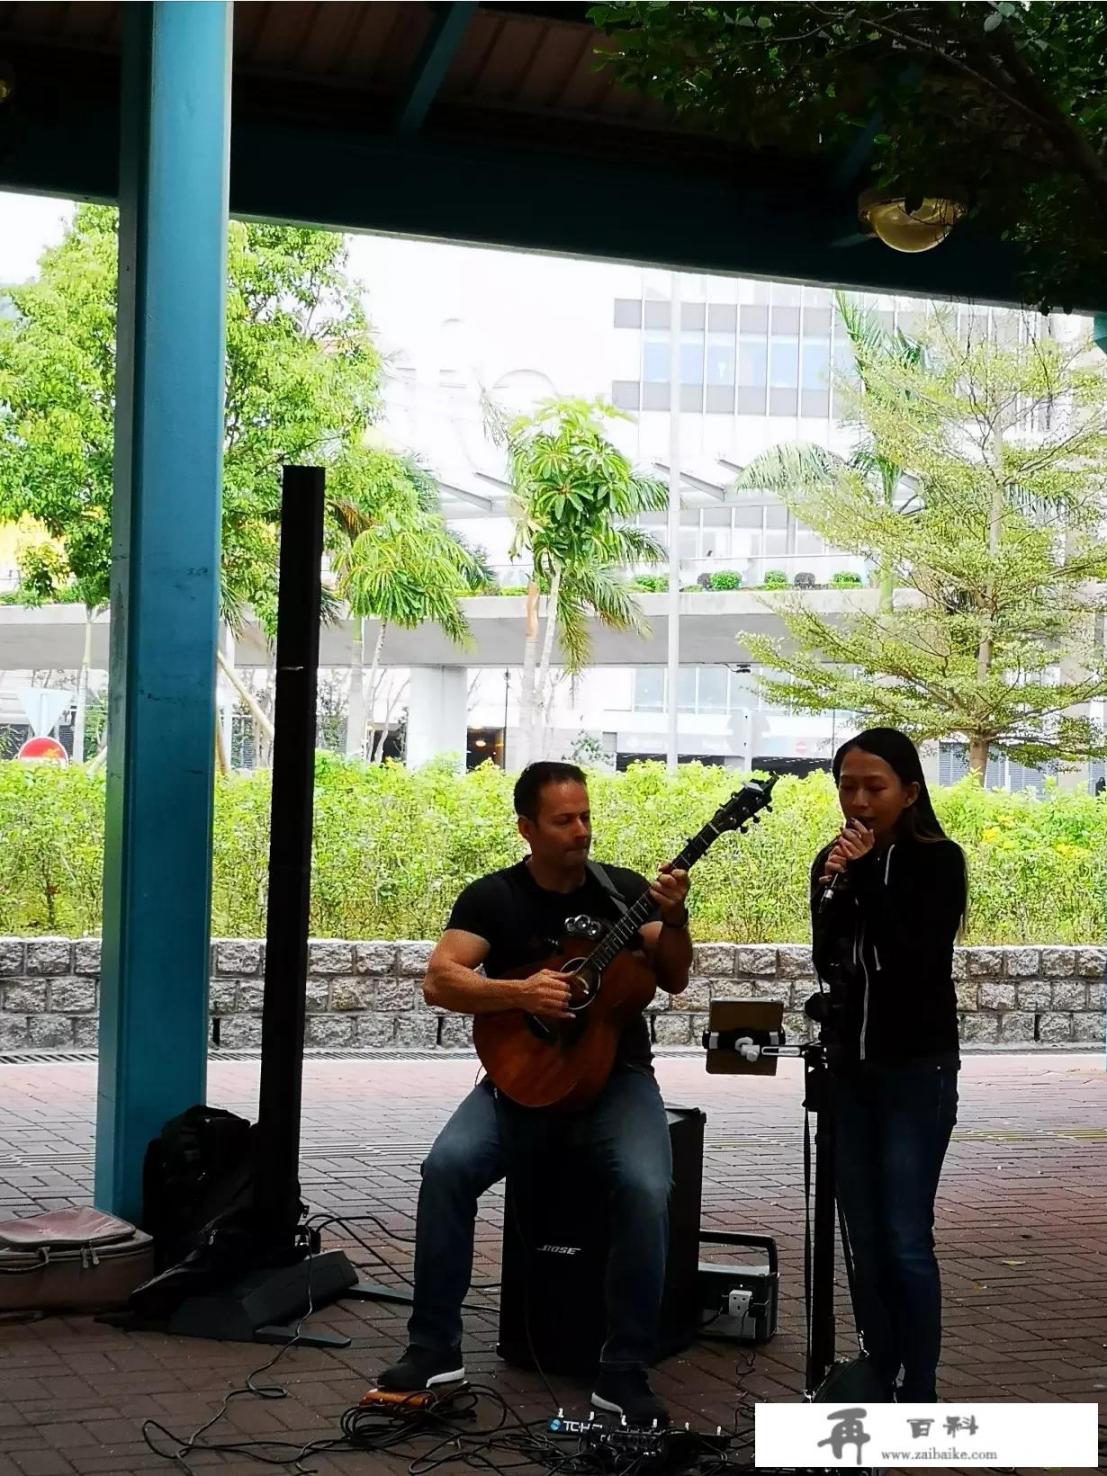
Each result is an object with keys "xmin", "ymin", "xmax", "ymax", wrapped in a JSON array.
[{"xmin": 810, "ymin": 727, "xmax": 967, "ymax": 1403}]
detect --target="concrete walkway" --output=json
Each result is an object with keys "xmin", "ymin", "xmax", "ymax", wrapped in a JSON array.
[{"xmin": 0, "ymin": 1052, "xmax": 1103, "ymax": 1474}]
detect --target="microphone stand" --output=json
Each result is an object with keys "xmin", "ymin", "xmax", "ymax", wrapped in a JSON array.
[{"xmin": 710, "ymin": 1035, "xmax": 838, "ymax": 1394}]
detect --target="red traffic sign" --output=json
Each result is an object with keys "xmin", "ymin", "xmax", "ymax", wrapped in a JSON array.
[{"xmin": 16, "ymin": 736, "xmax": 69, "ymax": 764}]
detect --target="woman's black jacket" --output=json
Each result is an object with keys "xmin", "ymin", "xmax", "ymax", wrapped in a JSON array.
[{"xmin": 809, "ymin": 837, "xmax": 966, "ymax": 1066}]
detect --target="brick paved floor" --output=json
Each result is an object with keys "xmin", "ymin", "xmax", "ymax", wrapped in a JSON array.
[{"xmin": 0, "ymin": 1051, "xmax": 1103, "ymax": 1475}]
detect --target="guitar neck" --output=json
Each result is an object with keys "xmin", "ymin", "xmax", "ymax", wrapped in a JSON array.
[{"xmin": 586, "ymin": 821, "xmax": 724, "ymax": 974}]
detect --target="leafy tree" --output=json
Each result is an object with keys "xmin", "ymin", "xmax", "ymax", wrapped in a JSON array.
[
  {"xmin": 0, "ymin": 204, "xmax": 380, "ymax": 759},
  {"xmin": 734, "ymin": 308, "xmax": 1107, "ymax": 778},
  {"xmin": 488, "ymin": 396, "xmax": 667, "ymax": 765},
  {"xmin": 593, "ymin": 2, "xmax": 1107, "ymax": 311},
  {"xmin": 327, "ymin": 448, "xmax": 491, "ymax": 759}
]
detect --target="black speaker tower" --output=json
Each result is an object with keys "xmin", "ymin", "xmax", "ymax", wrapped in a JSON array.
[{"xmin": 150, "ymin": 466, "xmax": 404, "ymax": 1347}]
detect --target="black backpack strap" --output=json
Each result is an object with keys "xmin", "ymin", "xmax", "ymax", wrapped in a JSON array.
[{"xmin": 586, "ymin": 860, "xmax": 630, "ymax": 916}]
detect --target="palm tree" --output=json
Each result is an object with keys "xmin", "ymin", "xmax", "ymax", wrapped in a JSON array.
[
  {"xmin": 732, "ymin": 292, "xmax": 925, "ymax": 610},
  {"xmin": 327, "ymin": 449, "xmax": 490, "ymax": 760},
  {"xmin": 488, "ymin": 396, "xmax": 666, "ymax": 765}
]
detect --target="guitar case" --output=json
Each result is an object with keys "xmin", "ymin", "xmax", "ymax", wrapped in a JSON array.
[{"xmin": 0, "ymin": 1207, "xmax": 155, "ymax": 1314}]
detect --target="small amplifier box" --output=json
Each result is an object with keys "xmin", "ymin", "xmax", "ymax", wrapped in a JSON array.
[{"xmin": 697, "ymin": 1230, "xmax": 778, "ymax": 1344}]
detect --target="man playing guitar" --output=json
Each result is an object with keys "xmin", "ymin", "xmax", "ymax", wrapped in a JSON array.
[{"xmin": 376, "ymin": 761, "xmax": 692, "ymax": 1424}]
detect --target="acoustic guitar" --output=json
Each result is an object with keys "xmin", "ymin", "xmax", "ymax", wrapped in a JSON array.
[{"xmin": 473, "ymin": 777, "xmax": 777, "ymax": 1109}]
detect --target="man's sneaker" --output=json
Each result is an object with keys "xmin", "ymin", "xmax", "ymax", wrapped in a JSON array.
[
  {"xmin": 591, "ymin": 1367, "xmax": 669, "ymax": 1427},
  {"xmin": 376, "ymin": 1345, "xmax": 465, "ymax": 1391}
]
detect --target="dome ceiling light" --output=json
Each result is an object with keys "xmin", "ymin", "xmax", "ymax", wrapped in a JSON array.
[{"xmin": 858, "ymin": 189, "xmax": 966, "ymax": 254}]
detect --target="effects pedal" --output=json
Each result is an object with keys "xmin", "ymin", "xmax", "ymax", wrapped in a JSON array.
[
  {"xmin": 358, "ymin": 1383, "xmax": 467, "ymax": 1415},
  {"xmin": 546, "ymin": 1409, "xmax": 731, "ymax": 1470}
]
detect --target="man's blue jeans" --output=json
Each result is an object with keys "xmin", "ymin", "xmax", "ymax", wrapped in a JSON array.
[
  {"xmin": 830, "ymin": 1059, "xmax": 959, "ymax": 1402},
  {"xmin": 408, "ymin": 1067, "xmax": 672, "ymax": 1369}
]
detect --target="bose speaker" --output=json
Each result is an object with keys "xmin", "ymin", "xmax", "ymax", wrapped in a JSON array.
[{"xmin": 498, "ymin": 1104, "xmax": 704, "ymax": 1375}]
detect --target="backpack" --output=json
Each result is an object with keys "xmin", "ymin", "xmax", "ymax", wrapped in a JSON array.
[{"xmin": 141, "ymin": 1104, "xmax": 254, "ymax": 1270}]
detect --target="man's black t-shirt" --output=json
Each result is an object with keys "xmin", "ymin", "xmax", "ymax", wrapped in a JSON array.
[{"xmin": 446, "ymin": 860, "xmax": 656, "ymax": 1070}]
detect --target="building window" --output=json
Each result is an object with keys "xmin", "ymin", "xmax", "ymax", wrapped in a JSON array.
[
  {"xmin": 614, "ymin": 298, "xmax": 642, "ymax": 328},
  {"xmin": 611, "ymin": 380, "xmax": 641, "ymax": 410},
  {"xmin": 770, "ymin": 337, "xmax": 799, "ymax": 387},
  {"xmin": 801, "ymin": 338, "xmax": 831, "ymax": 418},
  {"xmin": 681, "ymin": 333, "xmax": 705, "ymax": 385},
  {"xmin": 708, "ymin": 304, "xmax": 737, "ymax": 333},
  {"xmin": 681, "ymin": 302, "xmax": 706, "ymax": 331},
  {"xmin": 707, "ymin": 332, "xmax": 736, "ymax": 388},
  {"xmin": 769, "ymin": 334, "xmax": 799, "ymax": 416},
  {"xmin": 644, "ymin": 300, "xmax": 671, "ymax": 330},
  {"xmin": 939, "ymin": 741, "xmax": 1005, "ymax": 790},
  {"xmin": 643, "ymin": 332, "xmax": 669, "ymax": 383},
  {"xmin": 633, "ymin": 668, "xmax": 665, "ymax": 712},
  {"xmin": 738, "ymin": 335, "xmax": 767, "ymax": 415},
  {"xmin": 698, "ymin": 666, "xmax": 728, "ymax": 712},
  {"xmin": 739, "ymin": 338, "xmax": 767, "ymax": 384},
  {"xmin": 632, "ymin": 666, "xmax": 746, "ymax": 715}
]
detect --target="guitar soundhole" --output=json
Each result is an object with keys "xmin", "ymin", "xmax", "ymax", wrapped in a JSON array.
[{"xmin": 524, "ymin": 958, "xmax": 597, "ymax": 1047}]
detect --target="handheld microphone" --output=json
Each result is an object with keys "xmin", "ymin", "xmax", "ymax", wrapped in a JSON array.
[
  {"xmin": 818, "ymin": 819, "xmax": 870, "ymax": 912},
  {"xmin": 818, "ymin": 872, "xmax": 841, "ymax": 913}
]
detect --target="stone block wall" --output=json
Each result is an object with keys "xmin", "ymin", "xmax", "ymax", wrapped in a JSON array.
[{"xmin": 0, "ymin": 939, "xmax": 1102, "ymax": 1052}]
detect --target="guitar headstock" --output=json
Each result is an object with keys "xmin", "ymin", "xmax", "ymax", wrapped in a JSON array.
[{"xmin": 712, "ymin": 775, "xmax": 778, "ymax": 835}]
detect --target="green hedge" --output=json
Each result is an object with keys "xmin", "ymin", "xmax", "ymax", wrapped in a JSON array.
[{"xmin": 1, "ymin": 758, "xmax": 1104, "ymax": 943}]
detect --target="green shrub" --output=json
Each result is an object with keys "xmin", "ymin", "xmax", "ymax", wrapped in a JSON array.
[
  {"xmin": 831, "ymin": 570, "xmax": 864, "ymax": 588},
  {"xmin": 632, "ymin": 575, "xmax": 668, "ymax": 593},
  {"xmin": 762, "ymin": 570, "xmax": 789, "ymax": 589},
  {"xmin": 1, "ymin": 761, "xmax": 1104, "ymax": 944},
  {"xmin": 709, "ymin": 571, "xmax": 742, "ymax": 591}
]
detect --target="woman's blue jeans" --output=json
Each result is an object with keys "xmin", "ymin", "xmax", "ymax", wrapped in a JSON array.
[{"xmin": 830, "ymin": 1059, "xmax": 959, "ymax": 1401}]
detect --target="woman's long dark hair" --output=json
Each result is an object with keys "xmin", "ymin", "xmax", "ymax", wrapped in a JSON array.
[{"xmin": 832, "ymin": 727, "xmax": 946, "ymax": 842}]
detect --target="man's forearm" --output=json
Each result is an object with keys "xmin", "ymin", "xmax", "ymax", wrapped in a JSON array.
[
  {"xmin": 423, "ymin": 961, "xmax": 527, "ymax": 1015},
  {"xmin": 654, "ymin": 922, "xmax": 692, "ymax": 994}
]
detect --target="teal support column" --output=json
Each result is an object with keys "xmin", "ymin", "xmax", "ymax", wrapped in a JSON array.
[{"xmin": 95, "ymin": 1, "xmax": 232, "ymax": 1220}]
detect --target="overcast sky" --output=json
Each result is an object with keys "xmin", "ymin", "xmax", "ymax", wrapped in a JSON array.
[{"xmin": 0, "ymin": 192, "xmax": 75, "ymax": 282}]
